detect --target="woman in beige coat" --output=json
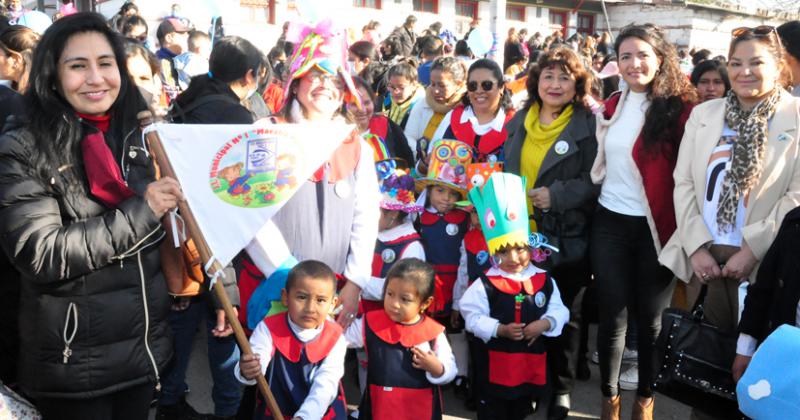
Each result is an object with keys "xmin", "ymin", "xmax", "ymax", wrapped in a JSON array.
[{"xmin": 659, "ymin": 27, "xmax": 800, "ymax": 401}]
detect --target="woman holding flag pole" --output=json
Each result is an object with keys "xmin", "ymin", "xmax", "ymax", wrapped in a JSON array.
[{"xmin": 0, "ymin": 13, "xmax": 181, "ymax": 419}]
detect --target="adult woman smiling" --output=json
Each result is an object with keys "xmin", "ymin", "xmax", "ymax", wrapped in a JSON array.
[
  {"xmin": 660, "ymin": 27, "xmax": 800, "ymax": 392},
  {"xmin": 0, "ymin": 13, "xmax": 179, "ymax": 418},
  {"xmin": 590, "ymin": 24, "xmax": 697, "ymax": 419},
  {"xmin": 430, "ymin": 59, "xmax": 514, "ymax": 164},
  {"xmin": 504, "ymin": 46, "xmax": 598, "ymax": 420}
]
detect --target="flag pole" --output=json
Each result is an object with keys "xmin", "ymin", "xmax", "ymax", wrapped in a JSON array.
[{"xmin": 138, "ymin": 111, "xmax": 285, "ymax": 420}]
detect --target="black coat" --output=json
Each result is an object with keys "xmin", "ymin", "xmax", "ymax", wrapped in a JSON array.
[
  {"xmin": 505, "ymin": 106, "xmax": 599, "ymax": 269},
  {"xmin": 392, "ymin": 26, "xmax": 417, "ymax": 58},
  {"xmin": 170, "ymin": 79, "xmax": 254, "ymax": 125},
  {"xmin": 0, "ymin": 124, "xmax": 171, "ymax": 399},
  {"xmin": 739, "ymin": 206, "xmax": 800, "ymax": 343}
]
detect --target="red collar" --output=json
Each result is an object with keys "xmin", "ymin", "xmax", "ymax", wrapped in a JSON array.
[
  {"xmin": 464, "ymin": 227, "xmax": 488, "ymax": 253},
  {"xmin": 420, "ymin": 208, "xmax": 468, "ymax": 226},
  {"xmin": 449, "ymin": 105, "xmax": 513, "ymax": 159},
  {"xmin": 77, "ymin": 112, "xmax": 111, "ymax": 133},
  {"xmin": 487, "ymin": 272, "xmax": 546, "ymax": 295},
  {"xmin": 263, "ymin": 313, "xmax": 343, "ymax": 363},
  {"xmin": 383, "ymin": 232, "xmax": 421, "ymax": 245},
  {"xmin": 365, "ymin": 310, "xmax": 444, "ymax": 347},
  {"xmin": 368, "ymin": 115, "xmax": 389, "ymax": 140}
]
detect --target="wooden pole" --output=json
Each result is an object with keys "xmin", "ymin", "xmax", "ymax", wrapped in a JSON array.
[{"xmin": 138, "ymin": 111, "xmax": 284, "ymax": 420}]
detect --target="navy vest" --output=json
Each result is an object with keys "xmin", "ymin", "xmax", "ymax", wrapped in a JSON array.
[
  {"xmin": 371, "ymin": 232, "xmax": 421, "ymax": 278},
  {"xmin": 254, "ymin": 314, "xmax": 347, "ymax": 420},
  {"xmin": 418, "ymin": 209, "xmax": 469, "ymax": 315},
  {"xmin": 358, "ymin": 311, "xmax": 445, "ymax": 420},
  {"xmin": 473, "ymin": 272, "xmax": 553, "ymax": 400}
]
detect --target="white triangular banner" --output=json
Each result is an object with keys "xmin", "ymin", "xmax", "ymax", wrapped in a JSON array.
[{"xmin": 154, "ymin": 121, "xmax": 354, "ymax": 266}]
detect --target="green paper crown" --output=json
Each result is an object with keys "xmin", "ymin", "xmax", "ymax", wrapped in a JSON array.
[{"xmin": 468, "ymin": 172, "xmax": 529, "ymax": 255}]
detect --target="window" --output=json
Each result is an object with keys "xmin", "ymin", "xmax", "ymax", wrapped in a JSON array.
[
  {"xmin": 506, "ymin": 5, "xmax": 526, "ymax": 22},
  {"xmin": 577, "ymin": 13, "xmax": 595, "ymax": 35},
  {"xmin": 240, "ymin": 0, "xmax": 274, "ymax": 24},
  {"xmin": 549, "ymin": 10, "xmax": 568, "ymax": 37},
  {"xmin": 413, "ymin": 0, "xmax": 437, "ymax": 13},
  {"xmin": 353, "ymin": 0, "xmax": 381, "ymax": 8},
  {"xmin": 455, "ymin": 0, "xmax": 478, "ymax": 19}
]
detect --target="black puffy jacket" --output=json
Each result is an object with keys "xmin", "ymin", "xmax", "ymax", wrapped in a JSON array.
[{"xmin": 0, "ymin": 123, "xmax": 172, "ymax": 399}]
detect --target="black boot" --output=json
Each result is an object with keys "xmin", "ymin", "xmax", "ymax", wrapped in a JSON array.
[
  {"xmin": 155, "ymin": 397, "xmax": 208, "ymax": 420},
  {"xmin": 547, "ymin": 393, "xmax": 570, "ymax": 420}
]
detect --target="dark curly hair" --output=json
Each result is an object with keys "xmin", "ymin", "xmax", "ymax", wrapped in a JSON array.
[
  {"xmin": 524, "ymin": 46, "xmax": 592, "ymax": 111},
  {"xmin": 614, "ymin": 24, "xmax": 698, "ymax": 155}
]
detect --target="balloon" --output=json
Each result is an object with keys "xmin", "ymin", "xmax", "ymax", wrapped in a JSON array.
[
  {"xmin": 11, "ymin": 10, "xmax": 51, "ymax": 35},
  {"xmin": 467, "ymin": 27, "xmax": 494, "ymax": 57}
]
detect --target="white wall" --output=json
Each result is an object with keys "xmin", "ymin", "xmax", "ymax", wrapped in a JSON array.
[{"xmin": 605, "ymin": 3, "xmax": 788, "ymax": 56}]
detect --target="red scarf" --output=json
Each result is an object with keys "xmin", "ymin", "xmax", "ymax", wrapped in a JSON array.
[{"xmin": 78, "ymin": 113, "xmax": 135, "ymax": 208}]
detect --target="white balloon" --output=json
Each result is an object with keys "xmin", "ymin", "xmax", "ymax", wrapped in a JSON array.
[
  {"xmin": 467, "ymin": 27, "xmax": 494, "ymax": 57},
  {"xmin": 12, "ymin": 10, "xmax": 51, "ymax": 35}
]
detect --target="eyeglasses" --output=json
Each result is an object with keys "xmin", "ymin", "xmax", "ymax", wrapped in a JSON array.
[
  {"xmin": 304, "ymin": 70, "xmax": 344, "ymax": 89},
  {"xmin": 731, "ymin": 26, "xmax": 782, "ymax": 48},
  {"xmin": 467, "ymin": 80, "xmax": 497, "ymax": 92}
]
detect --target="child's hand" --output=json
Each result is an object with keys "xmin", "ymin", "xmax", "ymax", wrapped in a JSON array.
[
  {"xmin": 450, "ymin": 310, "xmax": 461, "ymax": 329},
  {"xmin": 410, "ymin": 347, "xmax": 445, "ymax": 377},
  {"xmin": 523, "ymin": 319, "xmax": 552, "ymax": 346},
  {"xmin": 240, "ymin": 353, "xmax": 263, "ymax": 380},
  {"xmin": 497, "ymin": 323, "xmax": 526, "ymax": 341}
]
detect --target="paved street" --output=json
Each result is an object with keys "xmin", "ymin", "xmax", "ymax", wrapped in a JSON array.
[{"xmin": 150, "ymin": 323, "xmax": 692, "ymax": 419}]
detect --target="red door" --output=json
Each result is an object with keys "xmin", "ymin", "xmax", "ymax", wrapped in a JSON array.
[{"xmin": 549, "ymin": 10, "xmax": 568, "ymax": 38}]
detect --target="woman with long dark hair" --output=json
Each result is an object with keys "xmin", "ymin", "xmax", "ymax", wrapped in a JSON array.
[
  {"xmin": 0, "ymin": 13, "xmax": 180, "ymax": 419},
  {"xmin": 589, "ymin": 24, "xmax": 697, "ymax": 419}
]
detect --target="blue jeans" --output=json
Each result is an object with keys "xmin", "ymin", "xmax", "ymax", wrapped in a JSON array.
[{"xmin": 160, "ymin": 295, "xmax": 242, "ymax": 416}]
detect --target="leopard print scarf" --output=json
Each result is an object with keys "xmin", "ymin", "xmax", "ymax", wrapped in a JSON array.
[{"xmin": 717, "ymin": 88, "xmax": 783, "ymax": 233}]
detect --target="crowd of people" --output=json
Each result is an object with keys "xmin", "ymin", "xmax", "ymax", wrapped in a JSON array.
[{"xmin": 0, "ymin": 1, "xmax": 799, "ymax": 420}]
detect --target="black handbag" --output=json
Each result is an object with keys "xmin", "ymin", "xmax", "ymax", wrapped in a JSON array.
[{"xmin": 653, "ymin": 284, "xmax": 743, "ymax": 418}]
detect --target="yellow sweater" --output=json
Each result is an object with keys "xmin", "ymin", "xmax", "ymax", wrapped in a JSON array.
[{"xmin": 520, "ymin": 102, "xmax": 573, "ymax": 231}]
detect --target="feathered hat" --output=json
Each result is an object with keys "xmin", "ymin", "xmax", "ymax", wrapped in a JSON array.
[
  {"xmin": 283, "ymin": 18, "xmax": 361, "ymax": 108},
  {"xmin": 377, "ymin": 159, "xmax": 422, "ymax": 213}
]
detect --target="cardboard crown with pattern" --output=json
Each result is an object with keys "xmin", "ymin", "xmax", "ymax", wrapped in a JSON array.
[{"xmin": 468, "ymin": 172, "xmax": 530, "ymax": 255}]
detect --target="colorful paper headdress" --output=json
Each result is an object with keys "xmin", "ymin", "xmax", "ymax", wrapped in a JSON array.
[
  {"xmin": 377, "ymin": 160, "xmax": 422, "ymax": 213},
  {"xmin": 456, "ymin": 162, "xmax": 504, "ymax": 207},
  {"xmin": 283, "ymin": 18, "xmax": 361, "ymax": 108},
  {"xmin": 468, "ymin": 172, "xmax": 530, "ymax": 255},
  {"xmin": 415, "ymin": 139, "xmax": 473, "ymax": 199},
  {"xmin": 364, "ymin": 133, "xmax": 391, "ymax": 163}
]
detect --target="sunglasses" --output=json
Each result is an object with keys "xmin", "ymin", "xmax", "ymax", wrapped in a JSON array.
[
  {"xmin": 467, "ymin": 80, "xmax": 497, "ymax": 92},
  {"xmin": 732, "ymin": 26, "xmax": 782, "ymax": 48}
]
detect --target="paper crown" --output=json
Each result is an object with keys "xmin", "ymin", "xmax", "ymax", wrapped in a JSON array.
[
  {"xmin": 283, "ymin": 18, "xmax": 361, "ymax": 108},
  {"xmin": 456, "ymin": 162, "xmax": 504, "ymax": 207},
  {"xmin": 377, "ymin": 160, "xmax": 422, "ymax": 213},
  {"xmin": 468, "ymin": 172, "xmax": 530, "ymax": 255},
  {"xmin": 415, "ymin": 139, "xmax": 473, "ymax": 199}
]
